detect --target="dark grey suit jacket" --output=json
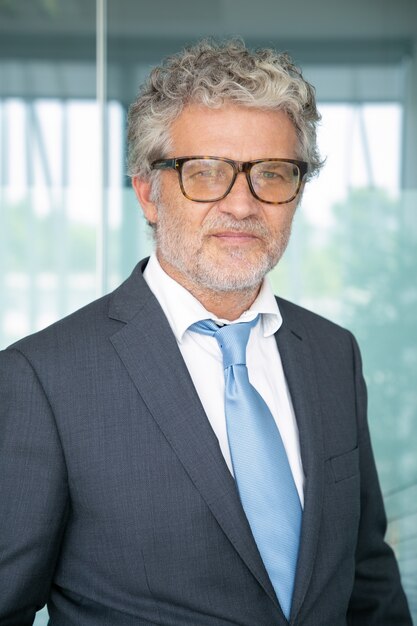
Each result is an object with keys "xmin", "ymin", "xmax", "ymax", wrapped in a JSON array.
[{"xmin": 0, "ymin": 259, "xmax": 412, "ymax": 625}]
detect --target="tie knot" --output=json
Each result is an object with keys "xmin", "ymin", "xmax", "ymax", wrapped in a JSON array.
[{"xmin": 189, "ymin": 316, "xmax": 259, "ymax": 369}]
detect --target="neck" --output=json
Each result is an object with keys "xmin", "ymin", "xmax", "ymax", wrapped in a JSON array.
[
  {"xmin": 191, "ymin": 287, "xmax": 260, "ymax": 321},
  {"xmin": 157, "ymin": 257, "xmax": 261, "ymax": 321}
]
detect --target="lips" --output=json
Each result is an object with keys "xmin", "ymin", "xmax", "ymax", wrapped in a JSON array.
[{"xmin": 211, "ymin": 231, "xmax": 259, "ymax": 240}]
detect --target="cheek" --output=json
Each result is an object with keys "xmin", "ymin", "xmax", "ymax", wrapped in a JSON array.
[
  {"xmin": 268, "ymin": 207, "xmax": 296, "ymax": 233},
  {"xmin": 176, "ymin": 206, "xmax": 212, "ymax": 238},
  {"xmin": 159, "ymin": 207, "xmax": 203, "ymax": 245},
  {"xmin": 160, "ymin": 184, "xmax": 209, "ymax": 229}
]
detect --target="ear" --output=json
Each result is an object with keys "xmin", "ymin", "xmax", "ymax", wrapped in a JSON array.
[{"xmin": 132, "ymin": 176, "xmax": 158, "ymax": 225}]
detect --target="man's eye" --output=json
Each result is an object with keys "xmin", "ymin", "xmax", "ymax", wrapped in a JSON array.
[
  {"xmin": 256, "ymin": 169, "xmax": 286, "ymax": 182},
  {"xmin": 260, "ymin": 170, "xmax": 280, "ymax": 179},
  {"xmin": 192, "ymin": 169, "xmax": 222, "ymax": 179}
]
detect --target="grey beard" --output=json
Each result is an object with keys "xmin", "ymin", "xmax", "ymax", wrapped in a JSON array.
[
  {"xmin": 184, "ymin": 236, "xmax": 290, "ymax": 292},
  {"xmin": 155, "ymin": 209, "xmax": 292, "ymax": 293}
]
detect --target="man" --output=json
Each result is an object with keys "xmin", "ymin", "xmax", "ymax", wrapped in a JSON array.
[{"xmin": 0, "ymin": 40, "xmax": 412, "ymax": 625}]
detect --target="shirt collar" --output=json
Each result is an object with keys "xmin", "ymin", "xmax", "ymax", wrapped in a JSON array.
[{"xmin": 143, "ymin": 253, "xmax": 282, "ymax": 342}]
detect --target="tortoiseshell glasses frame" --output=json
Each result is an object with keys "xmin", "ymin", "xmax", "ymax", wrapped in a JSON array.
[{"xmin": 150, "ymin": 156, "xmax": 309, "ymax": 205}]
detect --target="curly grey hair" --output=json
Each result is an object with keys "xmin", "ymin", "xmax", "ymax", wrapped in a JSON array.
[{"xmin": 127, "ymin": 39, "xmax": 323, "ymax": 185}]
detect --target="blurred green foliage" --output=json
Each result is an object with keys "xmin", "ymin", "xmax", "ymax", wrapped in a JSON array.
[{"xmin": 332, "ymin": 188, "xmax": 417, "ymax": 492}]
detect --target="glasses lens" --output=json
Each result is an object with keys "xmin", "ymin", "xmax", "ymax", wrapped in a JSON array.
[
  {"xmin": 250, "ymin": 161, "xmax": 300, "ymax": 203},
  {"xmin": 181, "ymin": 159, "xmax": 234, "ymax": 201}
]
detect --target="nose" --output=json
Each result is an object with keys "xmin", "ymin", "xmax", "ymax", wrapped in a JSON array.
[{"xmin": 217, "ymin": 172, "xmax": 259, "ymax": 219}]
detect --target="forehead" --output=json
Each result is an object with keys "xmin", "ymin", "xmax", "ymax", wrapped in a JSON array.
[{"xmin": 169, "ymin": 104, "xmax": 299, "ymax": 161}]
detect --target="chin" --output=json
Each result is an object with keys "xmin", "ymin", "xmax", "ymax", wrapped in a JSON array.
[{"xmin": 194, "ymin": 258, "xmax": 274, "ymax": 293}]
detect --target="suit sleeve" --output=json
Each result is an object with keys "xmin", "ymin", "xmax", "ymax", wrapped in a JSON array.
[
  {"xmin": 347, "ymin": 334, "xmax": 412, "ymax": 625},
  {"xmin": 0, "ymin": 348, "xmax": 69, "ymax": 625}
]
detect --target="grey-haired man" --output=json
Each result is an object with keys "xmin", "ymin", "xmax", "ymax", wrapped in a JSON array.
[{"xmin": 0, "ymin": 40, "xmax": 411, "ymax": 625}]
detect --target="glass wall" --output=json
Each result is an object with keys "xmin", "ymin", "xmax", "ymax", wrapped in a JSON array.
[{"xmin": 0, "ymin": 1, "xmax": 416, "ymax": 623}]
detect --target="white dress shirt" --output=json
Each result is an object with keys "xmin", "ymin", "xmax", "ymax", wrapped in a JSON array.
[{"xmin": 143, "ymin": 253, "xmax": 305, "ymax": 506}]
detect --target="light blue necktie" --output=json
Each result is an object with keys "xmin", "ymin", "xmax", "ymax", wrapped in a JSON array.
[{"xmin": 189, "ymin": 316, "xmax": 302, "ymax": 620}]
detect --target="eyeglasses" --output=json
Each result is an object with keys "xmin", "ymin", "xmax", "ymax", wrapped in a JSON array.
[{"xmin": 150, "ymin": 156, "xmax": 309, "ymax": 204}]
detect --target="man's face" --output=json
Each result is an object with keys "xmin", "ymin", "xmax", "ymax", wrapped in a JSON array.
[{"xmin": 135, "ymin": 104, "xmax": 302, "ymax": 294}]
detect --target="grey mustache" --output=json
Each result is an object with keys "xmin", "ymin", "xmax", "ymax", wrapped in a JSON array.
[{"xmin": 203, "ymin": 217, "xmax": 269, "ymax": 238}]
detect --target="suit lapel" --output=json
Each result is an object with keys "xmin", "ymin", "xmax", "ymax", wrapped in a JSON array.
[
  {"xmin": 275, "ymin": 301, "xmax": 325, "ymax": 623},
  {"xmin": 108, "ymin": 261, "xmax": 281, "ymax": 612}
]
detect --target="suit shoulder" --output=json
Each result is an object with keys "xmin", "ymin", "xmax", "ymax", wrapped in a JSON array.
[
  {"xmin": 275, "ymin": 297, "xmax": 364, "ymax": 377},
  {"xmin": 276, "ymin": 296, "xmax": 353, "ymax": 340},
  {"xmin": 5, "ymin": 291, "xmax": 116, "ymax": 363},
  {"xmin": 3, "ymin": 261, "xmax": 148, "ymax": 367}
]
